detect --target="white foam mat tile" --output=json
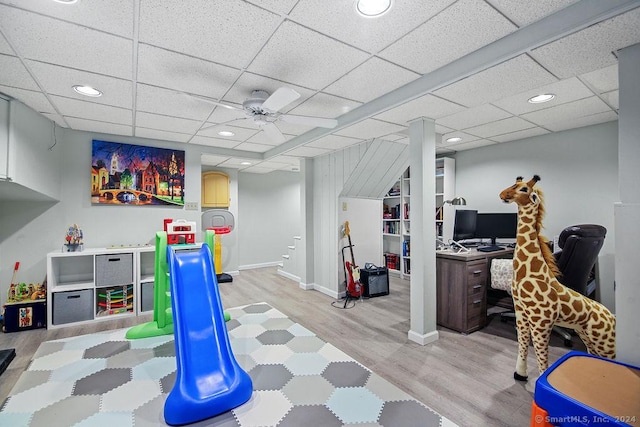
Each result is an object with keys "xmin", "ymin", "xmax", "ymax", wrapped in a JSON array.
[
  {"xmin": 2, "ymin": 381, "xmax": 74, "ymax": 412},
  {"xmin": 28, "ymin": 349, "xmax": 85, "ymax": 371},
  {"xmin": 100, "ymin": 379, "xmax": 162, "ymax": 412}
]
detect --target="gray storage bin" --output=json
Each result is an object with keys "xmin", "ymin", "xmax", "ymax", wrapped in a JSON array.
[
  {"xmin": 53, "ymin": 289, "xmax": 94, "ymax": 325},
  {"xmin": 141, "ymin": 281, "xmax": 154, "ymax": 312},
  {"xmin": 95, "ymin": 253, "xmax": 133, "ymax": 286}
]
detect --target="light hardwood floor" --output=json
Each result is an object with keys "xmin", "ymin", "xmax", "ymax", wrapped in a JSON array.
[{"xmin": 0, "ymin": 267, "xmax": 582, "ymax": 426}]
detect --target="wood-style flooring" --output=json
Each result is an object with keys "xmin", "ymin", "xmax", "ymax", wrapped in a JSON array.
[{"xmin": 0, "ymin": 267, "xmax": 583, "ymax": 426}]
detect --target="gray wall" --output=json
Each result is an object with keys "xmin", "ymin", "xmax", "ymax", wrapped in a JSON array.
[{"xmin": 454, "ymin": 121, "xmax": 619, "ymax": 310}]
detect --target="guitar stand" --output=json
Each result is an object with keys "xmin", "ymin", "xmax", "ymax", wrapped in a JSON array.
[{"xmin": 339, "ymin": 244, "xmax": 358, "ymax": 309}]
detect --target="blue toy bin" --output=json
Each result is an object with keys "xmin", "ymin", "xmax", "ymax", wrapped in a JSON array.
[{"xmin": 533, "ymin": 351, "xmax": 639, "ymax": 427}]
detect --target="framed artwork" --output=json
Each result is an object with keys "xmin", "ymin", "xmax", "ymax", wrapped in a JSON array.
[{"xmin": 91, "ymin": 140, "xmax": 185, "ymax": 206}]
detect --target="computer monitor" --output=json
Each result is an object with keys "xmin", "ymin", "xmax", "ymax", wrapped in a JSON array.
[
  {"xmin": 475, "ymin": 213, "xmax": 518, "ymax": 245},
  {"xmin": 453, "ymin": 210, "xmax": 477, "ymax": 241}
]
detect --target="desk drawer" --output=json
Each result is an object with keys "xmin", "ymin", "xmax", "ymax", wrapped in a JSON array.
[
  {"xmin": 467, "ymin": 282, "xmax": 485, "ymax": 296},
  {"xmin": 466, "ymin": 262, "xmax": 486, "ymax": 281},
  {"xmin": 467, "ymin": 294, "xmax": 484, "ymax": 319}
]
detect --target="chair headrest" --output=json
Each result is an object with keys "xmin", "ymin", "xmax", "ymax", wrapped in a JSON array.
[{"xmin": 558, "ymin": 224, "xmax": 607, "ymax": 249}]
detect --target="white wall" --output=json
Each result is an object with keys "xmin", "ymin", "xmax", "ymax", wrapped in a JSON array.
[
  {"xmin": 454, "ymin": 121, "xmax": 619, "ymax": 310},
  {"xmin": 237, "ymin": 170, "xmax": 301, "ymax": 268}
]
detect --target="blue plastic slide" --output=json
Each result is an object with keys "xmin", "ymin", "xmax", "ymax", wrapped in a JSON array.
[{"xmin": 164, "ymin": 244, "xmax": 252, "ymax": 426}]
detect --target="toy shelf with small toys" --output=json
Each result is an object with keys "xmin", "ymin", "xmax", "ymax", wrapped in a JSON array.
[{"xmin": 2, "ymin": 262, "xmax": 47, "ymax": 332}]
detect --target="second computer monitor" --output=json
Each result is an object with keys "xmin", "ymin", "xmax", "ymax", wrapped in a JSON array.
[
  {"xmin": 453, "ymin": 209, "xmax": 477, "ymax": 241},
  {"xmin": 475, "ymin": 213, "xmax": 518, "ymax": 245}
]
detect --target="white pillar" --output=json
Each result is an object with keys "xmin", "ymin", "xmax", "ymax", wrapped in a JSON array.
[
  {"xmin": 615, "ymin": 43, "xmax": 640, "ymax": 365},
  {"xmin": 407, "ymin": 117, "xmax": 438, "ymax": 345},
  {"xmin": 298, "ymin": 158, "xmax": 315, "ymax": 289}
]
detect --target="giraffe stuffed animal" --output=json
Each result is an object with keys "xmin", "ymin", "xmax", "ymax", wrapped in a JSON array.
[{"xmin": 499, "ymin": 175, "xmax": 615, "ymax": 381}]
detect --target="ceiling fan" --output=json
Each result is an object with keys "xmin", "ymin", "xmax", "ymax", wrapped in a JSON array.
[{"xmin": 192, "ymin": 87, "xmax": 338, "ymax": 144}]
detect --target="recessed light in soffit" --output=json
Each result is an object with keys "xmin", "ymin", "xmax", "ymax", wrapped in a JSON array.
[
  {"xmin": 528, "ymin": 93, "xmax": 555, "ymax": 104},
  {"xmin": 73, "ymin": 85, "xmax": 102, "ymax": 97}
]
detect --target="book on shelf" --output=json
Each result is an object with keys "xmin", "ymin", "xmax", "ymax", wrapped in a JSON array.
[
  {"xmin": 402, "ymin": 240, "xmax": 410, "ymax": 256},
  {"xmin": 384, "ymin": 253, "xmax": 400, "ymax": 270},
  {"xmin": 404, "ymin": 203, "xmax": 409, "ymax": 219},
  {"xmin": 404, "ymin": 258, "xmax": 411, "ymax": 275}
]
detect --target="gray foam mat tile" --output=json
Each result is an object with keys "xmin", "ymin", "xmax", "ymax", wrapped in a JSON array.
[{"xmin": 30, "ymin": 394, "xmax": 101, "ymax": 427}]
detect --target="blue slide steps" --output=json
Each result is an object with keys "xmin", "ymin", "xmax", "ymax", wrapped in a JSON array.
[{"xmin": 164, "ymin": 244, "xmax": 252, "ymax": 426}]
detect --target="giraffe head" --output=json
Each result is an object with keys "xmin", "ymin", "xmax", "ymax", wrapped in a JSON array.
[{"xmin": 499, "ymin": 175, "xmax": 541, "ymax": 207}]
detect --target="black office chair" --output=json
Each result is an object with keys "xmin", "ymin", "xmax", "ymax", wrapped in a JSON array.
[{"xmin": 552, "ymin": 224, "xmax": 607, "ymax": 346}]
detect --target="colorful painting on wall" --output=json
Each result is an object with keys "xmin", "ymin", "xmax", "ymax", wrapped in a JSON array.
[{"xmin": 91, "ymin": 140, "xmax": 185, "ymax": 206}]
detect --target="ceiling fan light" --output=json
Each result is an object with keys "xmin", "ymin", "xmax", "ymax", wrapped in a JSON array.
[
  {"xmin": 528, "ymin": 93, "xmax": 555, "ymax": 104},
  {"xmin": 446, "ymin": 137, "xmax": 462, "ymax": 143},
  {"xmin": 218, "ymin": 130, "xmax": 235, "ymax": 137},
  {"xmin": 73, "ymin": 85, "xmax": 102, "ymax": 97},
  {"xmin": 355, "ymin": 0, "xmax": 392, "ymax": 17}
]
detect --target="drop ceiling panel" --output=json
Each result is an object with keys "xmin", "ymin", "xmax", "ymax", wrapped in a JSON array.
[
  {"xmin": 65, "ymin": 117, "xmax": 132, "ymax": 137},
  {"xmin": 136, "ymin": 112, "xmax": 202, "ymax": 134},
  {"xmin": 602, "ymin": 91, "xmax": 619, "ymax": 110},
  {"xmin": 50, "ymin": 95, "xmax": 131, "ymax": 125},
  {"xmin": 0, "ymin": 86, "xmax": 56, "ymax": 114},
  {"xmin": 379, "ymin": 0, "xmax": 517, "ymax": 74},
  {"xmin": 287, "ymin": 92, "xmax": 362, "ymax": 119},
  {"xmin": 138, "ymin": 0, "xmax": 281, "ymax": 69},
  {"xmin": 306, "ymin": 134, "xmax": 363, "ymax": 151},
  {"xmin": 218, "ymin": 158, "xmax": 261, "ymax": 169},
  {"xmin": 530, "ymin": 7, "xmax": 640, "ymax": 79},
  {"xmin": 490, "ymin": 127, "xmax": 550, "ymax": 143},
  {"xmin": 288, "ymin": 0, "xmax": 456, "ymax": 54},
  {"xmin": 245, "ymin": 131, "xmax": 282, "ymax": 146},
  {"xmin": 434, "ymin": 55, "xmax": 558, "ymax": 108},
  {"xmin": 484, "ymin": 0, "xmax": 579, "ymax": 27},
  {"xmin": 247, "ymin": 20, "xmax": 370, "ymax": 90},
  {"xmin": 201, "ymin": 154, "xmax": 230, "ymax": 166},
  {"xmin": 136, "ymin": 84, "xmax": 214, "ymax": 121},
  {"xmin": 543, "ymin": 111, "xmax": 618, "ymax": 133},
  {"xmin": 0, "ymin": 33, "xmax": 12, "ymax": 54},
  {"xmin": 0, "ymin": 0, "xmax": 134, "ymax": 37},
  {"xmin": 0, "ymin": 55, "xmax": 39, "ymax": 91},
  {"xmin": 323, "ymin": 57, "xmax": 420, "ymax": 104},
  {"xmin": 189, "ymin": 135, "xmax": 239, "ymax": 149},
  {"xmin": 437, "ymin": 104, "xmax": 512, "ymax": 130},
  {"xmin": 245, "ymin": 0, "xmax": 298, "ymax": 15},
  {"xmin": 0, "ymin": 6, "xmax": 132, "ymax": 79},
  {"xmin": 239, "ymin": 166, "xmax": 272, "ymax": 174},
  {"xmin": 205, "ymin": 109, "xmax": 251, "ymax": 129},
  {"xmin": 335, "ymin": 118, "xmax": 405, "ymax": 140},
  {"xmin": 135, "ymin": 127, "xmax": 190, "ymax": 143},
  {"xmin": 26, "ymin": 60, "xmax": 133, "ymax": 109},
  {"xmin": 579, "ymin": 65, "xmax": 618, "ymax": 94},
  {"xmin": 521, "ymin": 96, "xmax": 613, "ymax": 127},
  {"xmin": 464, "ymin": 116, "xmax": 536, "ymax": 138},
  {"xmin": 374, "ymin": 94, "xmax": 465, "ymax": 125},
  {"xmin": 137, "ymin": 44, "xmax": 240, "ymax": 99},
  {"xmin": 440, "ymin": 131, "xmax": 481, "ymax": 145}
]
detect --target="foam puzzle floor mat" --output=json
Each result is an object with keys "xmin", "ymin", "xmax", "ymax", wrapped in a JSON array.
[{"xmin": 0, "ymin": 302, "xmax": 457, "ymax": 426}]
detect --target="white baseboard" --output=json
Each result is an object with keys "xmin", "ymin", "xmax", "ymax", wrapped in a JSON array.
[
  {"xmin": 408, "ymin": 329, "xmax": 439, "ymax": 346},
  {"xmin": 311, "ymin": 284, "xmax": 340, "ymax": 300},
  {"xmin": 277, "ymin": 269, "xmax": 300, "ymax": 283},
  {"xmin": 239, "ymin": 261, "xmax": 281, "ymax": 270}
]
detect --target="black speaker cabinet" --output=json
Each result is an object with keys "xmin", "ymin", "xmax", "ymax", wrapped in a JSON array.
[{"xmin": 360, "ymin": 266, "xmax": 389, "ymax": 298}]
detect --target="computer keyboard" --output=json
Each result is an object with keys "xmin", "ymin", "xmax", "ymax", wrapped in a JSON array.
[{"xmin": 478, "ymin": 245, "xmax": 505, "ymax": 252}]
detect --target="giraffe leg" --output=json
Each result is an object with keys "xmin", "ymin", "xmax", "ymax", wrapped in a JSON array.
[
  {"xmin": 575, "ymin": 329, "xmax": 598, "ymax": 355},
  {"xmin": 514, "ymin": 310, "xmax": 530, "ymax": 381},
  {"xmin": 531, "ymin": 326, "xmax": 552, "ymax": 374}
]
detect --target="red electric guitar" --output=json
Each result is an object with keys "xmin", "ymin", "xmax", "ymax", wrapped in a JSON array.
[{"xmin": 344, "ymin": 221, "xmax": 363, "ymax": 299}]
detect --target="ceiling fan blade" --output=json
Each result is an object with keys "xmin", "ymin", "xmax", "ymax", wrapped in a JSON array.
[
  {"xmin": 186, "ymin": 93, "xmax": 244, "ymax": 111},
  {"xmin": 261, "ymin": 87, "xmax": 301, "ymax": 113},
  {"xmin": 280, "ymin": 114, "xmax": 338, "ymax": 128},
  {"xmin": 200, "ymin": 117, "xmax": 250, "ymax": 132},
  {"xmin": 261, "ymin": 122, "xmax": 286, "ymax": 144}
]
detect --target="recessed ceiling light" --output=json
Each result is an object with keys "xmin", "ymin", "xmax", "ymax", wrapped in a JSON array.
[
  {"xmin": 218, "ymin": 130, "xmax": 235, "ymax": 137},
  {"xmin": 240, "ymin": 161, "xmax": 252, "ymax": 166},
  {"xmin": 528, "ymin": 93, "xmax": 555, "ymax": 104},
  {"xmin": 72, "ymin": 85, "xmax": 102, "ymax": 97},
  {"xmin": 446, "ymin": 137, "xmax": 462, "ymax": 143},
  {"xmin": 53, "ymin": 0, "xmax": 79, "ymax": 4},
  {"xmin": 355, "ymin": 0, "xmax": 392, "ymax": 17}
]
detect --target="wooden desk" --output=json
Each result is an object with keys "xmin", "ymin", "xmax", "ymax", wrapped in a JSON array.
[{"xmin": 436, "ymin": 247, "xmax": 514, "ymax": 334}]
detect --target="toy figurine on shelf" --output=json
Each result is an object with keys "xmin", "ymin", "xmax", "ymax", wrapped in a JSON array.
[{"xmin": 64, "ymin": 224, "xmax": 84, "ymax": 252}]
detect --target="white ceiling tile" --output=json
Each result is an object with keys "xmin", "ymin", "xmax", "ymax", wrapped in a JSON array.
[
  {"xmin": 0, "ymin": 85, "xmax": 56, "ymax": 114},
  {"xmin": 601, "ymin": 90, "xmax": 619, "ymax": 110},
  {"xmin": 136, "ymin": 112, "xmax": 202, "ymax": 134},
  {"xmin": 437, "ymin": 104, "xmax": 512, "ymax": 130},
  {"xmin": 288, "ymin": 0, "xmax": 456, "ymax": 54},
  {"xmin": 254, "ymin": 159, "xmax": 295, "ymax": 169},
  {"xmin": 335, "ymin": 118, "xmax": 405, "ymax": 140},
  {"xmin": 446, "ymin": 139, "xmax": 497, "ymax": 151},
  {"xmin": 306, "ymin": 134, "xmax": 363, "ymax": 151},
  {"xmin": 65, "ymin": 117, "xmax": 132, "ymax": 137},
  {"xmin": 288, "ymin": 92, "xmax": 362, "ymax": 119},
  {"xmin": 484, "ymin": 0, "xmax": 579, "ymax": 27},
  {"xmin": 233, "ymin": 142, "xmax": 272, "ymax": 153},
  {"xmin": 137, "ymin": 84, "xmax": 213, "ymax": 121},
  {"xmin": 379, "ymin": 0, "xmax": 517, "ymax": 74},
  {"xmin": 135, "ymin": 127, "xmax": 191, "ymax": 143},
  {"xmin": 245, "ymin": 131, "xmax": 284, "ymax": 146},
  {"xmin": 374, "ymin": 94, "xmax": 465, "ymax": 125},
  {"xmin": 579, "ymin": 65, "xmax": 618, "ymax": 94},
  {"xmin": 284, "ymin": 146, "xmax": 331, "ymax": 157},
  {"xmin": 464, "ymin": 116, "xmax": 536, "ymax": 138},
  {"xmin": 25, "ymin": 60, "xmax": 132, "ymax": 109},
  {"xmin": 0, "ymin": 32, "xmax": 13, "ymax": 55},
  {"xmin": 0, "ymin": 54, "xmax": 39, "ymax": 91},
  {"xmin": 491, "ymin": 77, "xmax": 595, "ymax": 116},
  {"xmin": 521, "ymin": 96, "xmax": 613, "ymax": 127},
  {"xmin": 190, "ymin": 135, "xmax": 239, "ymax": 149},
  {"xmin": 205, "ymin": 109, "xmax": 252, "ymax": 128},
  {"xmin": 41, "ymin": 112, "xmax": 66, "ymax": 127},
  {"xmin": 50, "ymin": 95, "xmax": 132, "ymax": 125},
  {"xmin": 245, "ymin": 0, "xmax": 298, "ymax": 15},
  {"xmin": 218, "ymin": 158, "xmax": 260, "ymax": 168},
  {"xmin": 198, "ymin": 124, "xmax": 259, "ymax": 141},
  {"xmin": 270, "ymin": 120, "xmax": 311, "ymax": 136},
  {"xmin": 0, "ymin": 5, "xmax": 132, "ymax": 79},
  {"xmin": 220, "ymin": 72, "xmax": 315, "ymax": 111},
  {"xmin": 323, "ymin": 57, "xmax": 419, "ymax": 103},
  {"xmin": 0, "ymin": 0, "xmax": 134, "ymax": 37},
  {"xmin": 543, "ymin": 111, "xmax": 618, "ymax": 132},
  {"xmin": 248, "ymin": 20, "xmax": 369, "ymax": 90},
  {"xmin": 530, "ymin": 7, "xmax": 640, "ymax": 78},
  {"xmin": 137, "ymin": 44, "xmax": 240, "ymax": 100},
  {"xmin": 490, "ymin": 127, "xmax": 550, "ymax": 143},
  {"xmin": 434, "ymin": 55, "xmax": 557, "ymax": 107},
  {"xmin": 201, "ymin": 154, "xmax": 231, "ymax": 166},
  {"xmin": 138, "ymin": 0, "xmax": 281, "ymax": 69},
  {"xmin": 240, "ymin": 166, "xmax": 273, "ymax": 174},
  {"xmin": 435, "ymin": 124, "xmax": 454, "ymax": 135}
]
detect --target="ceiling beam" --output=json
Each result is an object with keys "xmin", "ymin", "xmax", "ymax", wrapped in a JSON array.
[{"xmin": 264, "ymin": 0, "xmax": 640, "ymax": 160}]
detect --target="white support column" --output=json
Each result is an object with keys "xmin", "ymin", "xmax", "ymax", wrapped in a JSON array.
[
  {"xmin": 407, "ymin": 117, "xmax": 438, "ymax": 345},
  {"xmin": 615, "ymin": 42, "xmax": 640, "ymax": 365},
  {"xmin": 298, "ymin": 158, "xmax": 315, "ymax": 289}
]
